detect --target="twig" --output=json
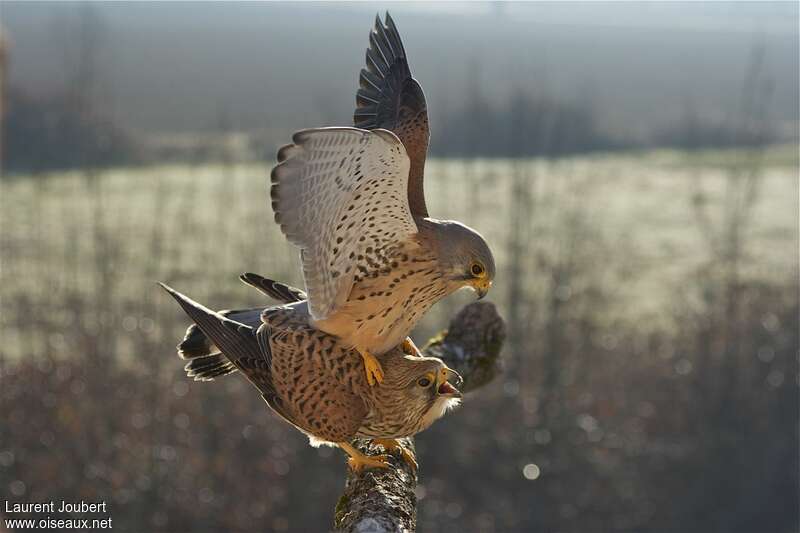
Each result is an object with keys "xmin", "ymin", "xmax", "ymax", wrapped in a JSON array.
[{"xmin": 334, "ymin": 301, "xmax": 506, "ymax": 533}]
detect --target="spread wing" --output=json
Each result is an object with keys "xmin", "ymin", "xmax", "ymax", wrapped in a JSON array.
[
  {"xmin": 354, "ymin": 13, "xmax": 430, "ymax": 217},
  {"xmin": 270, "ymin": 127, "xmax": 417, "ymax": 321}
]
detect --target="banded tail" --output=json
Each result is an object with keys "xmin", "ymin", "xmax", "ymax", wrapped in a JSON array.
[
  {"xmin": 160, "ymin": 283, "xmax": 276, "ymax": 397},
  {"xmin": 174, "ymin": 274, "xmax": 305, "ymax": 381}
]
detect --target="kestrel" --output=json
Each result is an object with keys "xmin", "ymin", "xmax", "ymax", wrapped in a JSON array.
[
  {"xmin": 270, "ymin": 13, "xmax": 495, "ymax": 386},
  {"xmin": 161, "ymin": 281, "xmax": 462, "ymax": 472}
]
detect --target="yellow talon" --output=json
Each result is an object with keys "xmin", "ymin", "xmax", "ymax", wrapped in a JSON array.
[
  {"xmin": 348, "ymin": 454, "xmax": 391, "ymax": 472},
  {"xmin": 339, "ymin": 442, "xmax": 391, "ymax": 472},
  {"xmin": 401, "ymin": 338, "xmax": 422, "ymax": 358},
  {"xmin": 358, "ymin": 349, "xmax": 384, "ymax": 386},
  {"xmin": 372, "ymin": 438, "xmax": 418, "ymax": 472}
]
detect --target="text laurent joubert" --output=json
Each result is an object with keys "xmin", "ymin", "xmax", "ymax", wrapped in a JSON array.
[{"xmin": 5, "ymin": 500, "xmax": 107, "ymax": 513}]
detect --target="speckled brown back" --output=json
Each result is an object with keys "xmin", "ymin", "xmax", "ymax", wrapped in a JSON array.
[
  {"xmin": 262, "ymin": 306, "xmax": 371, "ymax": 443},
  {"xmin": 260, "ymin": 305, "xmax": 450, "ymax": 444}
]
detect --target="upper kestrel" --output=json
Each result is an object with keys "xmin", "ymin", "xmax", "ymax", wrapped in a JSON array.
[{"xmin": 270, "ymin": 13, "xmax": 495, "ymax": 385}]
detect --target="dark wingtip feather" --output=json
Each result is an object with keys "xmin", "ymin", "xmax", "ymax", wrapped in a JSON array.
[
  {"xmin": 240, "ymin": 272, "xmax": 307, "ymax": 303},
  {"xmin": 184, "ymin": 354, "xmax": 237, "ymax": 381},
  {"xmin": 356, "ymin": 89, "xmax": 380, "ymax": 106},
  {"xmin": 384, "ymin": 12, "xmax": 406, "ymax": 57},
  {"xmin": 177, "ymin": 324, "xmax": 214, "ymax": 359},
  {"xmin": 240, "ymin": 272, "xmax": 258, "ymax": 285},
  {"xmin": 160, "ymin": 284, "xmax": 265, "ymax": 386},
  {"xmin": 160, "ymin": 283, "xmax": 216, "ymax": 359},
  {"xmin": 365, "ymin": 48, "xmax": 387, "ymax": 77},
  {"xmin": 354, "ymin": 11, "xmax": 413, "ymax": 129}
]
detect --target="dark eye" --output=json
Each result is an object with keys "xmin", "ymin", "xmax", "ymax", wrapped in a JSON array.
[
  {"xmin": 417, "ymin": 377, "xmax": 431, "ymax": 387},
  {"xmin": 471, "ymin": 263, "xmax": 484, "ymax": 277}
]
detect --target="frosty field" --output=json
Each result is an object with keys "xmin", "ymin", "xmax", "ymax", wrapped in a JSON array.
[{"xmin": 1, "ymin": 146, "xmax": 796, "ymax": 361}]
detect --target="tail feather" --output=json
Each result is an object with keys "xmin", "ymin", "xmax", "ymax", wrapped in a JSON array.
[
  {"xmin": 168, "ymin": 274, "xmax": 302, "ymax": 382},
  {"xmin": 160, "ymin": 283, "xmax": 263, "ymax": 372},
  {"xmin": 178, "ymin": 307, "xmax": 264, "ymax": 360}
]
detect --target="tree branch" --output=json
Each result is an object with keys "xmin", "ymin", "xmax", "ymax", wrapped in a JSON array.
[{"xmin": 334, "ymin": 301, "xmax": 506, "ymax": 532}]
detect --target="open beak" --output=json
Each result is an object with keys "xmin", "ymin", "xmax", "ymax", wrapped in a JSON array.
[{"xmin": 436, "ymin": 367, "xmax": 463, "ymax": 398}]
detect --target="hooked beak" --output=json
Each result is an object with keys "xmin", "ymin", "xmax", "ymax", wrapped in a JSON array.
[
  {"xmin": 436, "ymin": 366, "xmax": 463, "ymax": 398},
  {"xmin": 472, "ymin": 278, "xmax": 493, "ymax": 300}
]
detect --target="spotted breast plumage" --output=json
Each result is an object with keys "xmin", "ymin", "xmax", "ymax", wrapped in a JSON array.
[{"xmin": 270, "ymin": 13, "xmax": 496, "ymax": 386}]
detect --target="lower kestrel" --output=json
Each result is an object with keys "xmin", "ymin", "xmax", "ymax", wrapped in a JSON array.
[{"xmin": 161, "ymin": 280, "xmax": 462, "ymax": 471}]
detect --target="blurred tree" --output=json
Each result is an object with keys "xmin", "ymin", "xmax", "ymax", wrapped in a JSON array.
[{"xmin": 2, "ymin": 3, "xmax": 134, "ymax": 174}]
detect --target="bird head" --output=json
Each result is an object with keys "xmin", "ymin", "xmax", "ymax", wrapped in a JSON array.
[
  {"xmin": 434, "ymin": 220, "xmax": 496, "ymax": 299},
  {"xmin": 380, "ymin": 354, "xmax": 463, "ymax": 427}
]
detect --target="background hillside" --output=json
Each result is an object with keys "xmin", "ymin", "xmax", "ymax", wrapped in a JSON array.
[{"xmin": 1, "ymin": 2, "xmax": 798, "ymax": 170}]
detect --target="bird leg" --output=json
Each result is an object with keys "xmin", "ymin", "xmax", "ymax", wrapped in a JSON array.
[
  {"xmin": 372, "ymin": 438, "xmax": 418, "ymax": 472},
  {"xmin": 339, "ymin": 442, "xmax": 391, "ymax": 472},
  {"xmin": 401, "ymin": 337, "xmax": 423, "ymax": 357},
  {"xmin": 357, "ymin": 348, "xmax": 384, "ymax": 386}
]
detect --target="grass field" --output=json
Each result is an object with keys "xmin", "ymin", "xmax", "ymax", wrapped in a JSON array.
[
  {"xmin": 1, "ymin": 146, "xmax": 797, "ymax": 359},
  {"xmin": 1, "ymin": 145, "xmax": 797, "ymax": 532}
]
